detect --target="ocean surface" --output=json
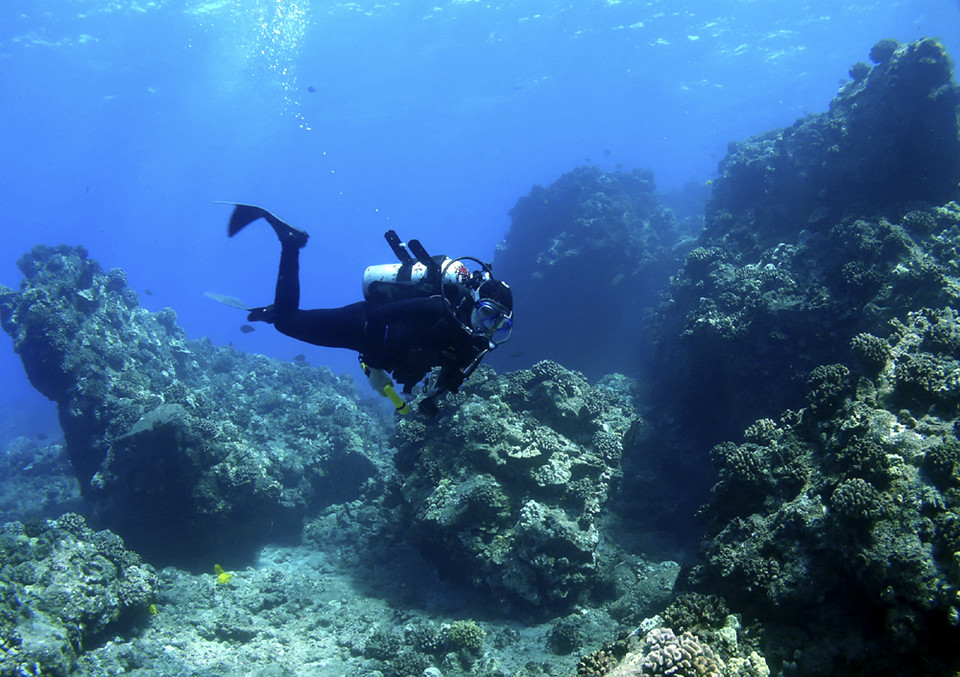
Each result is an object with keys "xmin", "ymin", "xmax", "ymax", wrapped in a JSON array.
[{"xmin": 1, "ymin": 0, "xmax": 959, "ymax": 439}]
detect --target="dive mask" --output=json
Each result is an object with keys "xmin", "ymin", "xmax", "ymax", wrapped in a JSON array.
[{"xmin": 472, "ymin": 299, "xmax": 513, "ymax": 343}]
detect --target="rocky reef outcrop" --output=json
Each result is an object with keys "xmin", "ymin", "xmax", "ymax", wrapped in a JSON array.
[
  {"xmin": 648, "ymin": 39, "xmax": 960, "ymax": 447},
  {"xmin": 490, "ymin": 166, "xmax": 686, "ymax": 379},
  {"xmin": 708, "ymin": 37, "xmax": 960, "ymax": 256},
  {"xmin": 686, "ymin": 306, "xmax": 960, "ymax": 674},
  {"xmin": 393, "ymin": 361, "xmax": 640, "ymax": 616},
  {"xmin": 0, "ymin": 514, "xmax": 157, "ymax": 676},
  {"xmin": 624, "ymin": 38, "xmax": 960, "ymax": 677},
  {"xmin": 0, "ymin": 245, "xmax": 390, "ymax": 566}
]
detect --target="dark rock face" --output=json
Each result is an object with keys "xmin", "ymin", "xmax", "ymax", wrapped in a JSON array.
[
  {"xmin": 393, "ymin": 361, "xmax": 639, "ymax": 616},
  {"xmin": 648, "ymin": 39, "xmax": 960, "ymax": 448},
  {"xmin": 688, "ymin": 308, "xmax": 960, "ymax": 675},
  {"xmin": 490, "ymin": 167, "xmax": 686, "ymax": 380},
  {"xmin": 0, "ymin": 514, "xmax": 157, "ymax": 676},
  {"xmin": 0, "ymin": 245, "xmax": 390, "ymax": 566}
]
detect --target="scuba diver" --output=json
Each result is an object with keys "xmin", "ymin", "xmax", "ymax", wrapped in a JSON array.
[{"xmin": 221, "ymin": 203, "xmax": 513, "ymax": 417}]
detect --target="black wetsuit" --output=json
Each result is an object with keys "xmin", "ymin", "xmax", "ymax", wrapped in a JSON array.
[{"xmin": 269, "ymin": 241, "xmax": 489, "ymax": 396}]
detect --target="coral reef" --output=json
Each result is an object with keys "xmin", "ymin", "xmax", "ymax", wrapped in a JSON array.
[
  {"xmin": 0, "ymin": 514, "xmax": 157, "ymax": 676},
  {"xmin": 647, "ymin": 39, "xmax": 960, "ymax": 447},
  {"xmin": 638, "ymin": 628, "xmax": 720, "ymax": 677},
  {"xmin": 686, "ymin": 308, "xmax": 960, "ymax": 673},
  {"xmin": 394, "ymin": 360, "xmax": 640, "ymax": 615},
  {"xmin": 574, "ymin": 618, "xmax": 768, "ymax": 677},
  {"xmin": 622, "ymin": 38, "xmax": 960, "ymax": 675},
  {"xmin": 1, "ymin": 35, "xmax": 959, "ymax": 677},
  {"xmin": 0, "ymin": 245, "xmax": 390, "ymax": 566},
  {"xmin": 709, "ymin": 38, "xmax": 960, "ymax": 253},
  {"xmin": 490, "ymin": 166, "xmax": 688, "ymax": 379},
  {"xmin": 630, "ymin": 42, "xmax": 960, "ymax": 575}
]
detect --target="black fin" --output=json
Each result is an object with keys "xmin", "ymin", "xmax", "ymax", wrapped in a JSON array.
[
  {"xmin": 218, "ymin": 201, "xmax": 309, "ymax": 248},
  {"xmin": 219, "ymin": 202, "xmax": 274, "ymax": 237}
]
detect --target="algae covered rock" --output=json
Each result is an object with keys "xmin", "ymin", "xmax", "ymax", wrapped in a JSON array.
[
  {"xmin": 619, "ymin": 41, "xmax": 960, "ymax": 546},
  {"xmin": 687, "ymin": 308, "xmax": 960, "ymax": 674},
  {"xmin": 0, "ymin": 514, "xmax": 157, "ymax": 676},
  {"xmin": 648, "ymin": 37, "xmax": 960, "ymax": 446},
  {"xmin": 0, "ymin": 244, "xmax": 390, "ymax": 565},
  {"xmin": 708, "ymin": 38, "xmax": 960, "ymax": 255},
  {"xmin": 394, "ymin": 361, "xmax": 639, "ymax": 615}
]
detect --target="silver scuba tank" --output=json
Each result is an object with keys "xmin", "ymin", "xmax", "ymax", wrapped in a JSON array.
[{"xmin": 362, "ymin": 258, "xmax": 469, "ymax": 303}]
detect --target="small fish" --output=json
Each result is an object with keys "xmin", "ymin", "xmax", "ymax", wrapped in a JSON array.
[
  {"xmin": 293, "ymin": 353, "xmax": 307, "ymax": 362},
  {"xmin": 214, "ymin": 564, "xmax": 234, "ymax": 585},
  {"xmin": 144, "ymin": 289, "xmax": 153, "ymax": 296},
  {"xmin": 36, "ymin": 433, "xmax": 48, "ymax": 441},
  {"xmin": 307, "ymin": 85, "xmax": 316, "ymax": 93},
  {"xmin": 240, "ymin": 324, "xmax": 255, "ymax": 334},
  {"xmin": 603, "ymin": 148, "xmax": 611, "ymax": 157}
]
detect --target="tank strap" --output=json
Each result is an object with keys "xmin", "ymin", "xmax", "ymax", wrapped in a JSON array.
[{"xmin": 384, "ymin": 230, "xmax": 413, "ymax": 262}]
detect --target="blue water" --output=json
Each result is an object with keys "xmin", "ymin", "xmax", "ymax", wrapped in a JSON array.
[{"xmin": 2, "ymin": 0, "xmax": 959, "ymax": 443}]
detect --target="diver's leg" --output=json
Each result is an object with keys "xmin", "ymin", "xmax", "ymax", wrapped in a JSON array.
[
  {"xmin": 275, "ymin": 243, "xmax": 301, "ymax": 313},
  {"xmin": 247, "ymin": 237, "xmax": 307, "ymax": 323},
  {"xmin": 274, "ymin": 301, "xmax": 371, "ymax": 351}
]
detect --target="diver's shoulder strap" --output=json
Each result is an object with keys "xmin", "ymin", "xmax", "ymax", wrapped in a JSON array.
[{"xmin": 407, "ymin": 239, "xmax": 442, "ymax": 278}]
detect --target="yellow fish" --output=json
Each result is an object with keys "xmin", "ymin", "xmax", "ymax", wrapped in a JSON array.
[{"xmin": 214, "ymin": 563, "xmax": 234, "ymax": 585}]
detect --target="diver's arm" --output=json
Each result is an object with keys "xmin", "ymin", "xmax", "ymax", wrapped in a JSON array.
[{"xmin": 418, "ymin": 336, "xmax": 489, "ymax": 416}]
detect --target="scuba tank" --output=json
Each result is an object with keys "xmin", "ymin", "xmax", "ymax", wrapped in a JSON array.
[
  {"xmin": 362, "ymin": 258, "xmax": 469, "ymax": 304},
  {"xmin": 362, "ymin": 229, "xmax": 470, "ymax": 304}
]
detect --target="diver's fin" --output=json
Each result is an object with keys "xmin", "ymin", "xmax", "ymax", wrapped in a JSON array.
[
  {"xmin": 215, "ymin": 202, "xmax": 276, "ymax": 237},
  {"xmin": 216, "ymin": 201, "xmax": 309, "ymax": 247},
  {"xmin": 204, "ymin": 292, "xmax": 275, "ymax": 323},
  {"xmin": 204, "ymin": 291, "xmax": 251, "ymax": 310}
]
